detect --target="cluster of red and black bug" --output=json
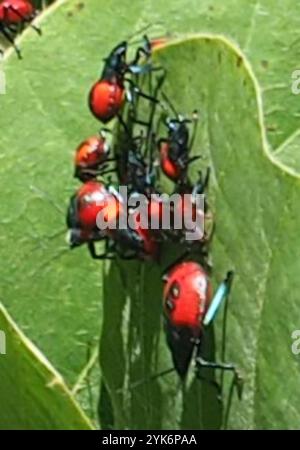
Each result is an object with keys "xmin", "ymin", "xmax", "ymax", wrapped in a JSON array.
[
  {"xmin": 66, "ymin": 34, "xmax": 243, "ymax": 408},
  {"xmin": 0, "ymin": 0, "xmax": 41, "ymax": 59}
]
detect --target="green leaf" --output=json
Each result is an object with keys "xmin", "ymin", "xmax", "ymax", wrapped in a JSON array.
[
  {"xmin": 0, "ymin": 0, "xmax": 106, "ymax": 389},
  {"xmin": 1, "ymin": 0, "xmax": 300, "ymax": 429},
  {"xmin": 0, "ymin": 302, "xmax": 93, "ymax": 429},
  {"xmin": 99, "ymin": 36, "xmax": 300, "ymax": 430},
  {"xmin": 154, "ymin": 0, "xmax": 300, "ymax": 152},
  {"xmin": 272, "ymin": 130, "xmax": 300, "ymax": 176}
]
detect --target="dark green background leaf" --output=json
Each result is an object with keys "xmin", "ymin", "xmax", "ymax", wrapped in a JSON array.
[{"xmin": 99, "ymin": 35, "xmax": 300, "ymax": 429}]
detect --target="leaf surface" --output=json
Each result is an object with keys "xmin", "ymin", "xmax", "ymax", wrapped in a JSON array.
[{"xmin": 0, "ymin": 303, "xmax": 93, "ymax": 429}]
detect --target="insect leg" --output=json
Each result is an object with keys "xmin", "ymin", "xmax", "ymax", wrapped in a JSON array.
[
  {"xmin": 195, "ymin": 371, "xmax": 222, "ymax": 403},
  {"xmin": 0, "ymin": 23, "xmax": 22, "ymax": 59},
  {"xmin": 88, "ymin": 241, "xmax": 115, "ymax": 260},
  {"xmin": 7, "ymin": 5, "xmax": 42, "ymax": 35},
  {"xmin": 195, "ymin": 356, "xmax": 243, "ymax": 400},
  {"xmin": 129, "ymin": 35, "xmax": 151, "ymax": 66}
]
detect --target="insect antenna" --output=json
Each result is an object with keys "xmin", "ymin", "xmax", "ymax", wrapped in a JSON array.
[
  {"xmin": 160, "ymin": 91, "xmax": 179, "ymax": 118},
  {"xmin": 188, "ymin": 110, "xmax": 199, "ymax": 153},
  {"xmin": 126, "ymin": 22, "xmax": 164, "ymax": 44}
]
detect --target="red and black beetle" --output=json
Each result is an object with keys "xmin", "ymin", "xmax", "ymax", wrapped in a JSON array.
[
  {"xmin": 163, "ymin": 261, "xmax": 212, "ymax": 378},
  {"xmin": 66, "ymin": 180, "xmax": 123, "ymax": 256},
  {"xmin": 0, "ymin": 0, "xmax": 41, "ymax": 59},
  {"xmin": 66, "ymin": 180, "xmax": 160, "ymax": 261},
  {"xmin": 125, "ymin": 261, "xmax": 242, "ymax": 401},
  {"xmin": 74, "ymin": 130, "xmax": 113, "ymax": 182},
  {"xmin": 158, "ymin": 93, "xmax": 200, "ymax": 183},
  {"xmin": 88, "ymin": 35, "xmax": 158, "ymax": 124},
  {"xmin": 163, "ymin": 260, "xmax": 242, "ymax": 392}
]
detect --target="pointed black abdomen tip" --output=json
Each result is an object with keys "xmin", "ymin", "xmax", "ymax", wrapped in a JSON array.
[
  {"xmin": 165, "ymin": 321, "xmax": 196, "ymax": 380},
  {"xmin": 172, "ymin": 345, "xmax": 194, "ymax": 380},
  {"xmin": 174, "ymin": 361, "xmax": 190, "ymax": 380}
]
